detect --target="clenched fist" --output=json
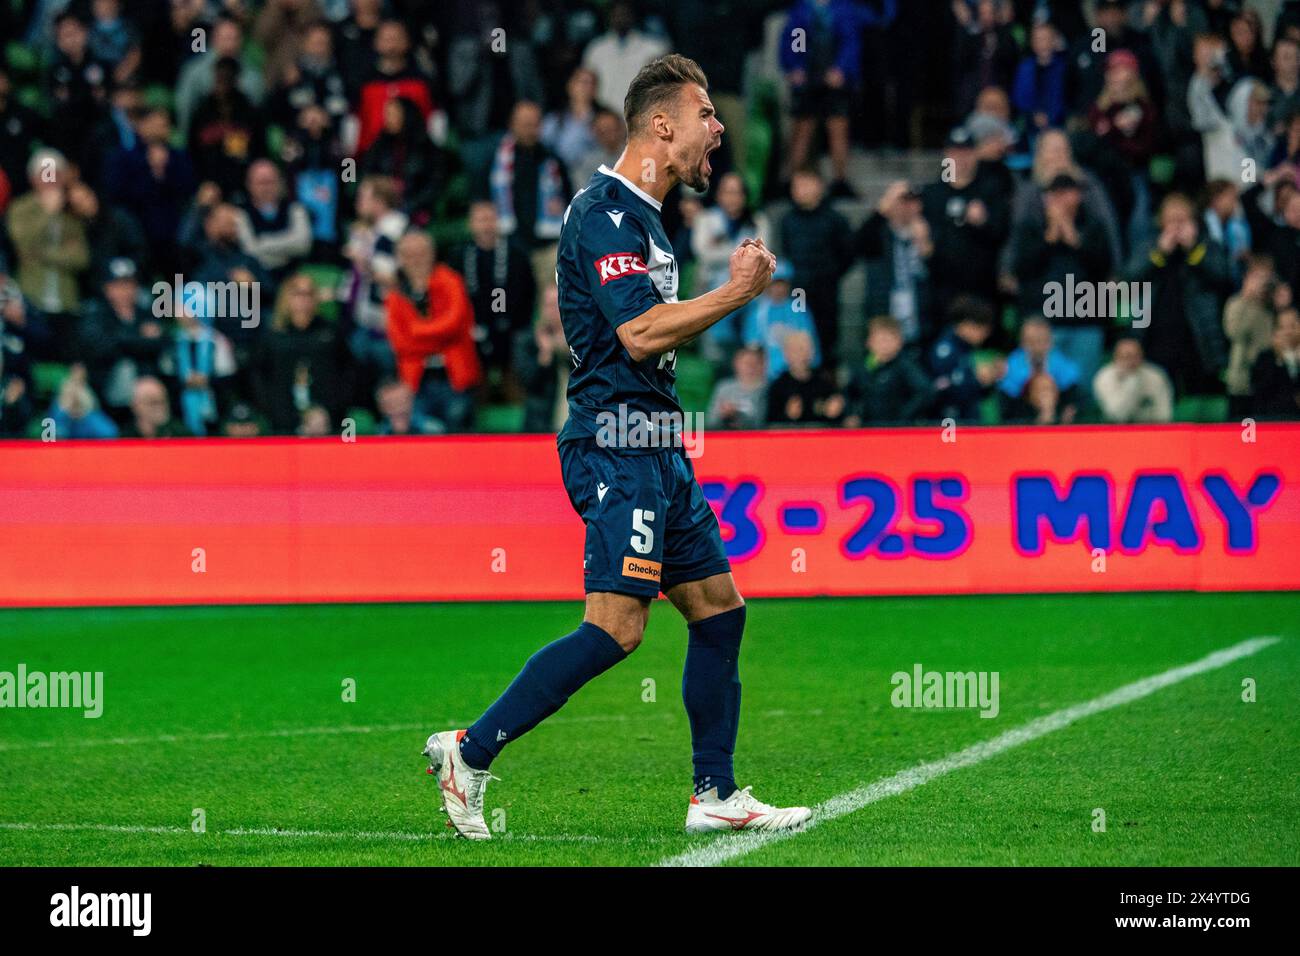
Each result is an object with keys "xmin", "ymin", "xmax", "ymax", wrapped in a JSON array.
[{"xmin": 729, "ymin": 238, "xmax": 777, "ymax": 300}]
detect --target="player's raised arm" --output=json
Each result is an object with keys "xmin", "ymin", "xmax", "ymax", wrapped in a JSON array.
[{"xmin": 616, "ymin": 239, "xmax": 776, "ymax": 362}]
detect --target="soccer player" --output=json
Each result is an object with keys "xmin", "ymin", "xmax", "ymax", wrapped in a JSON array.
[{"xmin": 424, "ymin": 55, "xmax": 811, "ymax": 838}]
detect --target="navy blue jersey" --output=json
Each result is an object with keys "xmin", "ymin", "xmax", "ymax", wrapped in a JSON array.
[{"xmin": 556, "ymin": 165, "xmax": 682, "ymax": 449}]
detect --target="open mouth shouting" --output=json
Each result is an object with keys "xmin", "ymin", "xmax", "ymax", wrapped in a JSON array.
[{"xmin": 703, "ymin": 140, "xmax": 720, "ymax": 178}]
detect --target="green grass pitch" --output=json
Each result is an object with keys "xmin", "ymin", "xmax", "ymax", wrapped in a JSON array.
[{"xmin": 1, "ymin": 592, "xmax": 1296, "ymax": 866}]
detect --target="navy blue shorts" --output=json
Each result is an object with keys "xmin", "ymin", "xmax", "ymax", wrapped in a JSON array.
[{"xmin": 558, "ymin": 437, "xmax": 731, "ymax": 599}]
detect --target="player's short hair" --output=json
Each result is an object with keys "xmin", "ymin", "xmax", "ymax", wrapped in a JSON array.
[{"xmin": 623, "ymin": 54, "xmax": 708, "ymax": 136}]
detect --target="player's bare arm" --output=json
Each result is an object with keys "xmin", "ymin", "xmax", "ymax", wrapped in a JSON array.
[{"xmin": 615, "ymin": 241, "xmax": 776, "ymax": 361}]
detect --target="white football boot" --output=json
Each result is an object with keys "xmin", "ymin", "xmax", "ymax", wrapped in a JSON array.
[
  {"xmin": 423, "ymin": 730, "xmax": 497, "ymax": 840},
  {"xmin": 685, "ymin": 785, "xmax": 812, "ymax": 833}
]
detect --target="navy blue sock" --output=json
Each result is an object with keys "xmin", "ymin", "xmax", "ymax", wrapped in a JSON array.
[
  {"xmin": 460, "ymin": 621, "xmax": 627, "ymax": 770},
  {"xmin": 683, "ymin": 604, "xmax": 745, "ymax": 799}
]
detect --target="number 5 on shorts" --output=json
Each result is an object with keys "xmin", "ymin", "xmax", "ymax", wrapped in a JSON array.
[{"xmin": 631, "ymin": 509, "xmax": 656, "ymax": 554}]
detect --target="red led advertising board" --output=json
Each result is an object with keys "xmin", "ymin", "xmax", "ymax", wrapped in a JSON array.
[{"xmin": 1, "ymin": 425, "xmax": 1296, "ymax": 607}]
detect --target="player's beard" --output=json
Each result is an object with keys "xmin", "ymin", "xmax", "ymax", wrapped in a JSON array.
[
  {"xmin": 683, "ymin": 167, "xmax": 710, "ymax": 192},
  {"xmin": 682, "ymin": 145, "xmax": 717, "ymax": 192}
]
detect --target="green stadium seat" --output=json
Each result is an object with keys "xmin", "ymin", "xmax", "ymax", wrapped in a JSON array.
[
  {"xmin": 744, "ymin": 77, "xmax": 778, "ymax": 202},
  {"xmin": 429, "ymin": 213, "xmax": 469, "ymax": 254},
  {"xmin": 241, "ymin": 40, "xmax": 266, "ymax": 74},
  {"xmin": 477, "ymin": 403, "xmax": 524, "ymax": 433},
  {"xmin": 1174, "ymin": 395, "xmax": 1229, "ymax": 423},
  {"xmin": 1149, "ymin": 155, "xmax": 1176, "ymax": 187},
  {"xmin": 343, "ymin": 407, "xmax": 377, "ymax": 436},
  {"xmin": 1001, "ymin": 304, "xmax": 1019, "ymax": 336},
  {"xmin": 16, "ymin": 85, "xmax": 44, "ymax": 114},
  {"xmin": 673, "ymin": 351, "xmax": 715, "ymax": 416},
  {"xmin": 4, "ymin": 41, "xmax": 40, "ymax": 79},
  {"xmin": 678, "ymin": 260, "xmax": 697, "ymax": 303},
  {"xmin": 142, "ymin": 84, "xmax": 173, "ymax": 115},
  {"xmin": 32, "ymin": 362, "xmax": 68, "ymax": 401},
  {"xmin": 299, "ymin": 263, "xmax": 345, "ymax": 322},
  {"xmin": 265, "ymin": 124, "xmax": 285, "ymax": 159},
  {"xmin": 978, "ymin": 393, "xmax": 1002, "ymax": 425}
]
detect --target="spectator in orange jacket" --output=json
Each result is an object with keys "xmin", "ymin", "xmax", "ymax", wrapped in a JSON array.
[{"xmin": 384, "ymin": 230, "xmax": 482, "ymax": 431}]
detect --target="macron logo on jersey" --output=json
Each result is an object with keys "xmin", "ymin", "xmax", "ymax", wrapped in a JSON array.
[
  {"xmin": 606, "ymin": 210, "xmax": 625, "ymax": 228},
  {"xmin": 595, "ymin": 252, "xmax": 649, "ymax": 285}
]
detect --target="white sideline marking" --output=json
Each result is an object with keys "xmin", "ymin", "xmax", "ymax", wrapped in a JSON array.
[
  {"xmin": 0, "ymin": 821, "xmax": 667, "ymax": 845},
  {"xmin": 0, "ymin": 708, "xmax": 822, "ymax": 753},
  {"xmin": 659, "ymin": 636, "xmax": 1281, "ymax": 868}
]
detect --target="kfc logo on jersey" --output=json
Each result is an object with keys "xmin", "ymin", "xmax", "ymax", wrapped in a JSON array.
[{"xmin": 595, "ymin": 253, "xmax": 649, "ymax": 285}]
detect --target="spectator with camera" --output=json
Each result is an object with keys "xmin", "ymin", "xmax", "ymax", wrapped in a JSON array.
[
  {"xmin": 1008, "ymin": 172, "xmax": 1113, "ymax": 385},
  {"xmin": 46, "ymin": 364, "xmax": 119, "ymax": 439},
  {"xmin": 856, "ymin": 180, "xmax": 934, "ymax": 348},
  {"xmin": 1003, "ymin": 130, "xmax": 1122, "ymax": 289},
  {"xmin": 66, "ymin": 180, "xmax": 148, "ymax": 288},
  {"xmin": 6, "ymin": 150, "xmax": 89, "ymax": 359},
  {"xmin": 922, "ymin": 125, "xmax": 1010, "ymax": 325},
  {"xmin": 1223, "ymin": 255, "xmax": 1278, "ymax": 418},
  {"xmin": 1129, "ymin": 193, "xmax": 1232, "ymax": 398}
]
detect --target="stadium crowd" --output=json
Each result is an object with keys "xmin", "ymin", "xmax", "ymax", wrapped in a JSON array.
[{"xmin": 1, "ymin": 0, "xmax": 1299, "ymax": 439}]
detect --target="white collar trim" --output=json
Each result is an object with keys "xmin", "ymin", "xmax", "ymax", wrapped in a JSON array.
[{"xmin": 598, "ymin": 164, "xmax": 662, "ymax": 211}]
